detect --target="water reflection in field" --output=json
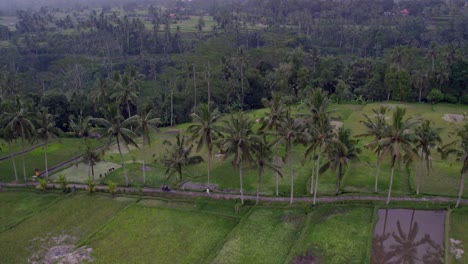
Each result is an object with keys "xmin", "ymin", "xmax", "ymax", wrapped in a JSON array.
[{"xmin": 371, "ymin": 209, "xmax": 446, "ymax": 264}]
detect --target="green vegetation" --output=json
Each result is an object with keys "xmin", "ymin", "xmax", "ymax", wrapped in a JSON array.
[
  {"xmin": 448, "ymin": 207, "xmax": 468, "ymax": 263},
  {"xmin": 0, "ymin": 194, "xmax": 131, "ymax": 263}
]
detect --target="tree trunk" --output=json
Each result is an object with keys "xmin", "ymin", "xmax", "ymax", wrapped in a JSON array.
[
  {"xmin": 126, "ymin": 101, "xmax": 131, "ymax": 118},
  {"xmin": 117, "ymin": 137, "xmax": 129, "ymax": 186},
  {"xmin": 193, "ymin": 65, "xmax": 197, "ymax": 111},
  {"xmin": 416, "ymin": 151, "xmax": 423, "ymax": 195},
  {"xmin": 310, "ymin": 149, "xmax": 316, "ymax": 195},
  {"xmin": 240, "ymin": 62, "xmax": 244, "ymax": 110},
  {"xmin": 275, "ymin": 171, "xmax": 279, "ymax": 196},
  {"xmin": 313, "ymin": 151, "xmax": 322, "ymax": 205},
  {"xmin": 455, "ymin": 172, "xmax": 465, "ymax": 208},
  {"xmin": 207, "ymin": 146, "xmax": 212, "ymax": 185},
  {"xmin": 375, "ymin": 150, "xmax": 381, "ymax": 193},
  {"xmin": 91, "ymin": 163, "xmax": 95, "ymax": 181},
  {"xmin": 21, "ymin": 137, "xmax": 27, "ymax": 182},
  {"xmin": 142, "ymin": 139, "xmax": 146, "ymax": 185},
  {"xmin": 8, "ymin": 142, "xmax": 18, "ymax": 182},
  {"xmin": 256, "ymin": 167, "xmax": 263, "ymax": 205},
  {"xmin": 386, "ymin": 161, "xmax": 396, "ymax": 205},
  {"xmin": 239, "ymin": 161, "xmax": 244, "ymax": 205},
  {"xmin": 289, "ymin": 153, "xmax": 294, "ymax": 204},
  {"xmin": 418, "ymin": 79, "xmax": 423, "ymax": 103},
  {"xmin": 44, "ymin": 139, "xmax": 49, "ymax": 181},
  {"xmin": 336, "ymin": 163, "xmax": 342, "ymax": 195}
]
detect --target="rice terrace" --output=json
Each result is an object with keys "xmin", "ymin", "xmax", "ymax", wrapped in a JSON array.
[{"xmin": 0, "ymin": 0, "xmax": 467, "ymax": 263}]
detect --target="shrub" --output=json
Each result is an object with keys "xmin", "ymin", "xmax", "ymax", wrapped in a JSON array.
[
  {"xmin": 85, "ymin": 178, "xmax": 95, "ymax": 193},
  {"xmin": 55, "ymin": 174, "xmax": 67, "ymax": 190},
  {"xmin": 36, "ymin": 179, "xmax": 48, "ymax": 192},
  {"xmin": 107, "ymin": 181, "xmax": 117, "ymax": 196}
]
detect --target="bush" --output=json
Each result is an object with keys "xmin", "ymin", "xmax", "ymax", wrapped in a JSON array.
[
  {"xmin": 461, "ymin": 94, "xmax": 468, "ymax": 105},
  {"xmin": 55, "ymin": 174, "xmax": 67, "ymax": 190},
  {"xmin": 36, "ymin": 179, "xmax": 48, "ymax": 192},
  {"xmin": 85, "ymin": 178, "xmax": 95, "ymax": 193},
  {"xmin": 107, "ymin": 181, "xmax": 117, "ymax": 195},
  {"xmin": 445, "ymin": 94, "xmax": 458, "ymax": 104},
  {"xmin": 426, "ymin": 89, "xmax": 444, "ymax": 103}
]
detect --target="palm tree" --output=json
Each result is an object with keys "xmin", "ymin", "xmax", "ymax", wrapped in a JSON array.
[
  {"xmin": 439, "ymin": 124, "xmax": 468, "ymax": 208},
  {"xmin": 135, "ymin": 107, "xmax": 160, "ymax": 185},
  {"xmin": 91, "ymin": 104, "xmax": 139, "ymax": 186},
  {"xmin": 90, "ymin": 76, "xmax": 109, "ymax": 107},
  {"xmin": 82, "ymin": 139, "xmax": 101, "ymax": 181},
  {"xmin": 414, "ymin": 120, "xmax": 441, "ymax": 195},
  {"xmin": 390, "ymin": 46, "xmax": 407, "ymax": 72},
  {"xmin": 187, "ymin": 104, "xmax": 223, "ymax": 185},
  {"xmin": 219, "ymin": 112, "xmax": 258, "ymax": 205},
  {"xmin": 303, "ymin": 88, "xmax": 332, "ymax": 196},
  {"xmin": 260, "ymin": 93, "xmax": 287, "ymax": 196},
  {"xmin": 427, "ymin": 43, "xmax": 438, "ymax": 71},
  {"xmin": 253, "ymin": 135, "xmax": 282, "ymax": 204},
  {"xmin": 161, "ymin": 133, "xmax": 203, "ymax": 183},
  {"xmin": 276, "ymin": 110, "xmax": 306, "ymax": 204},
  {"xmin": 358, "ymin": 105, "xmax": 389, "ymax": 193},
  {"xmin": 110, "ymin": 72, "xmax": 142, "ymax": 118},
  {"xmin": 322, "ymin": 127, "xmax": 361, "ymax": 195},
  {"xmin": 4, "ymin": 97, "xmax": 36, "ymax": 181},
  {"xmin": 1, "ymin": 129, "xmax": 19, "ymax": 182},
  {"xmin": 68, "ymin": 114, "xmax": 92, "ymax": 138},
  {"xmin": 35, "ymin": 107, "xmax": 62, "ymax": 180},
  {"xmin": 379, "ymin": 107, "xmax": 418, "ymax": 204}
]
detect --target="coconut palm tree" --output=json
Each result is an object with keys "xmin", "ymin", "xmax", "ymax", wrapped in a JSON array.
[
  {"xmin": 161, "ymin": 133, "xmax": 203, "ymax": 183},
  {"xmin": 91, "ymin": 104, "xmax": 139, "ymax": 186},
  {"xmin": 4, "ymin": 97, "xmax": 36, "ymax": 181},
  {"xmin": 35, "ymin": 107, "xmax": 62, "ymax": 180},
  {"xmin": 426, "ymin": 43, "xmax": 438, "ymax": 71},
  {"xmin": 439, "ymin": 124, "xmax": 468, "ymax": 208},
  {"xmin": 1, "ymin": 128, "xmax": 19, "ymax": 182},
  {"xmin": 82, "ymin": 139, "xmax": 101, "ymax": 181},
  {"xmin": 253, "ymin": 135, "xmax": 282, "ymax": 204},
  {"xmin": 358, "ymin": 105, "xmax": 389, "ymax": 193},
  {"xmin": 218, "ymin": 112, "xmax": 258, "ymax": 205},
  {"xmin": 260, "ymin": 92, "xmax": 287, "ymax": 196},
  {"xmin": 187, "ymin": 104, "xmax": 223, "ymax": 185},
  {"xmin": 303, "ymin": 88, "xmax": 332, "ymax": 196},
  {"xmin": 322, "ymin": 127, "xmax": 361, "ymax": 195},
  {"xmin": 110, "ymin": 72, "xmax": 142, "ymax": 118},
  {"xmin": 276, "ymin": 110, "xmax": 306, "ymax": 204},
  {"xmin": 414, "ymin": 120, "xmax": 441, "ymax": 195},
  {"xmin": 379, "ymin": 107, "xmax": 418, "ymax": 204},
  {"xmin": 68, "ymin": 114, "xmax": 92, "ymax": 138},
  {"xmin": 135, "ymin": 107, "xmax": 160, "ymax": 185}
]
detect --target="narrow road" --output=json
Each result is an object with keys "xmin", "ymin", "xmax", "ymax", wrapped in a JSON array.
[{"xmin": 1, "ymin": 182, "xmax": 466, "ymax": 205}]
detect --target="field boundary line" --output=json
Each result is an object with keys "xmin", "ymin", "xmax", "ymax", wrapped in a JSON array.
[
  {"xmin": 0, "ymin": 193, "xmax": 63, "ymax": 234},
  {"xmin": 76, "ymin": 196, "xmax": 137, "ymax": 248}
]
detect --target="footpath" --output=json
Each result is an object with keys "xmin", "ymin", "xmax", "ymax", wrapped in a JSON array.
[{"xmin": 1, "ymin": 182, "xmax": 466, "ymax": 205}]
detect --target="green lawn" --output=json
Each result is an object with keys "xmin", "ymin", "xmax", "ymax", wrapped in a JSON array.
[
  {"xmin": 0, "ymin": 191, "xmax": 60, "ymax": 231},
  {"xmin": 213, "ymin": 208, "xmax": 306, "ymax": 264},
  {"xmin": 0, "ymin": 138, "xmax": 100, "ymax": 182},
  {"xmin": 0, "ymin": 194, "xmax": 131, "ymax": 263},
  {"xmin": 88, "ymin": 203, "xmax": 238, "ymax": 264},
  {"xmin": 448, "ymin": 207, "xmax": 468, "ymax": 263},
  {"xmin": 288, "ymin": 205, "xmax": 375, "ymax": 264}
]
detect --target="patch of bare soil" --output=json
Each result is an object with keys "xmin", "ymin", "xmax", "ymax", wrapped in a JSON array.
[
  {"xmin": 28, "ymin": 234, "xmax": 93, "ymax": 264},
  {"xmin": 293, "ymin": 251, "xmax": 319, "ymax": 264},
  {"xmin": 106, "ymin": 143, "xmax": 137, "ymax": 154},
  {"xmin": 166, "ymin": 129, "xmax": 180, "ymax": 135},
  {"xmin": 443, "ymin": 114, "xmax": 465, "ymax": 122}
]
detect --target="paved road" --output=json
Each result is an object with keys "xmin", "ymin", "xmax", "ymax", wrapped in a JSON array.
[{"xmin": 1, "ymin": 182, "xmax": 466, "ymax": 205}]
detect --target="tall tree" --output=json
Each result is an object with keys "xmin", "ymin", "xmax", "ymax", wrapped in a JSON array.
[
  {"xmin": 82, "ymin": 139, "xmax": 101, "ymax": 181},
  {"xmin": 414, "ymin": 120, "xmax": 441, "ymax": 195},
  {"xmin": 439, "ymin": 124, "xmax": 468, "ymax": 208},
  {"xmin": 1, "ymin": 129, "xmax": 19, "ymax": 182},
  {"xmin": 92, "ymin": 104, "xmax": 138, "ymax": 186},
  {"xmin": 276, "ymin": 110, "xmax": 306, "ymax": 204},
  {"xmin": 187, "ymin": 104, "xmax": 223, "ymax": 185},
  {"xmin": 35, "ymin": 107, "xmax": 62, "ymax": 180},
  {"xmin": 253, "ymin": 135, "xmax": 282, "ymax": 204},
  {"xmin": 135, "ymin": 107, "xmax": 160, "ymax": 185},
  {"xmin": 161, "ymin": 134, "xmax": 203, "ymax": 183},
  {"xmin": 379, "ymin": 107, "xmax": 418, "ymax": 204},
  {"xmin": 260, "ymin": 92, "xmax": 287, "ymax": 196},
  {"xmin": 322, "ymin": 127, "xmax": 361, "ymax": 195},
  {"xmin": 219, "ymin": 112, "xmax": 258, "ymax": 205},
  {"xmin": 358, "ymin": 105, "xmax": 389, "ymax": 193},
  {"xmin": 5, "ymin": 98, "xmax": 36, "ymax": 181},
  {"xmin": 110, "ymin": 71, "xmax": 142, "ymax": 118}
]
